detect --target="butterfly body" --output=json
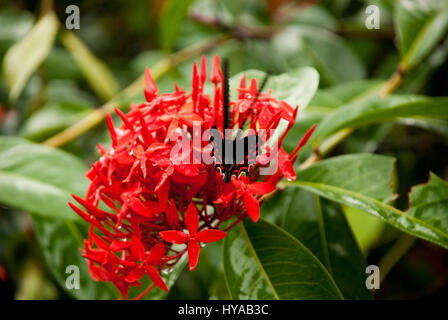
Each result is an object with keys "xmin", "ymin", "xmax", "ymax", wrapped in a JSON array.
[
  {"xmin": 209, "ymin": 59, "xmax": 267, "ymax": 183},
  {"xmin": 209, "ymin": 126, "xmax": 260, "ymax": 182}
]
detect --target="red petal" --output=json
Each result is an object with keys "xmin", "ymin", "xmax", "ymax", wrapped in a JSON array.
[
  {"xmin": 291, "ymin": 124, "xmax": 316, "ymax": 159},
  {"xmin": 188, "ymin": 239, "xmax": 200, "ymax": 271},
  {"xmin": 106, "ymin": 114, "xmax": 117, "ymax": 147},
  {"xmin": 166, "ymin": 199, "xmax": 179, "ymax": 227},
  {"xmin": 91, "ymin": 232, "xmax": 109, "ymax": 251},
  {"xmin": 114, "ymin": 107, "xmax": 135, "ymax": 133},
  {"xmin": 238, "ymin": 74, "xmax": 246, "ymax": 99},
  {"xmin": 144, "ymin": 67, "xmax": 158, "ymax": 102},
  {"xmin": 147, "ymin": 243, "xmax": 165, "ymax": 265},
  {"xmin": 131, "ymin": 235, "xmax": 146, "ymax": 261},
  {"xmin": 213, "ymin": 190, "xmax": 236, "ymax": 204},
  {"xmin": 88, "ymin": 261, "xmax": 110, "ymax": 282},
  {"xmin": 248, "ymin": 182, "xmax": 275, "ymax": 196},
  {"xmin": 165, "ymin": 118, "xmax": 180, "ymax": 143},
  {"xmin": 195, "ymin": 229, "xmax": 227, "ymax": 243},
  {"xmin": 210, "ymin": 55, "xmax": 223, "ymax": 84},
  {"xmin": 125, "ymin": 267, "xmax": 145, "ymax": 283},
  {"xmin": 159, "ymin": 230, "xmax": 189, "ymax": 244},
  {"xmin": 185, "ymin": 203, "xmax": 199, "ymax": 235},
  {"xmin": 131, "ymin": 199, "xmax": 164, "ymax": 218},
  {"xmin": 110, "ymin": 240, "xmax": 130, "ymax": 251},
  {"xmin": 243, "ymin": 192, "xmax": 260, "ymax": 222},
  {"xmin": 179, "ymin": 112, "xmax": 203, "ymax": 126},
  {"xmin": 68, "ymin": 202, "xmax": 91, "ymax": 222},
  {"xmin": 200, "ymin": 55, "xmax": 207, "ymax": 86},
  {"xmin": 156, "ymin": 180, "xmax": 170, "ymax": 206},
  {"xmin": 174, "ymin": 164, "xmax": 199, "ymax": 177},
  {"xmin": 146, "ymin": 266, "xmax": 168, "ymax": 292},
  {"xmin": 278, "ymin": 147, "xmax": 296, "ymax": 181},
  {"xmin": 137, "ymin": 111, "xmax": 152, "ymax": 146}
]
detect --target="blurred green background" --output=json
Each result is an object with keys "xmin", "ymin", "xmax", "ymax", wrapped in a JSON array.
[{"xmin": 0, "ymin": 0, "xmax": 447, "ymax": 299}]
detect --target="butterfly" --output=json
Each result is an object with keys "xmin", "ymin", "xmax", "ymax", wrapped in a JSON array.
[{"xmin": 209, "ymin": 60, "xmax": 268, "ymax": 183}]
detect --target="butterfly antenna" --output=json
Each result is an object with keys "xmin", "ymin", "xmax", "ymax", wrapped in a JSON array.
[{"xmin": 222, "ymin": 58, "xmax": 231, "ymax": 135}]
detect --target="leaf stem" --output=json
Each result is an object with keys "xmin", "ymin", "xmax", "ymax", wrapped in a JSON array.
[
  {"xmin": 378, "ymin": 234, "xmax": 416, "ymax": 284},
  {"xmin": 42, "ymin": 35, "xmax": 230, "ymax": 148}
]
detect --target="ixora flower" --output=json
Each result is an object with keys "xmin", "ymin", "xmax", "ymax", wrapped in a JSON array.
[{"xmin": 69, "ymin": 55, "xmax": 316, "ymax": 299}]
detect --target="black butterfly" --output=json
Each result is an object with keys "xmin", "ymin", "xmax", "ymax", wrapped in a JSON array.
[{"xmin": 209, "ymin": 60, "xmax": 268, "ymax": 183}]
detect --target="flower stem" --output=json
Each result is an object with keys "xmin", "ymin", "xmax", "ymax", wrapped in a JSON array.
[
  {"xmin": 132, "ymin": 283, "xmax": 155, "ymax": 300},
  {"xmin": 43, "ymin": 35, "xmax": 230, "ymax": 148}
]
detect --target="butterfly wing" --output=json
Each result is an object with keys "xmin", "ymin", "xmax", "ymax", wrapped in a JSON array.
[
  {"xmin": 245, "ymin": 134, "xmax": 260, "ymax": 165},
  {"xmin": 209, "ymin": 126, "xmax": 225, "ymax": 175}
]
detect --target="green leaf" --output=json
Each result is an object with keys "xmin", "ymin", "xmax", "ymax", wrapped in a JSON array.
[
  {"xmin": 31, "ymin": 216, "xmax": 118, "ymax": 299},
  {"xmin": 3, "ymin": 10, "xmax": 58, "ymax": 102},
  {"xmin": 263, "ymin": 188, "xmax": 371, "ymax": 299},
  {"xmin": 0, "ymin": 136, "xmax": 86, "ymax": 220},
  {"xmin": 395, "ymin": 0, "xmax": 448, "ymax": 69},
  {"xmin": 323, "ymin": 79, "xmax": 386, "ymax": 105},
  {"xmin": 344, "ymin": 123, "xmax": 394, "ymax": 154},
  {"xmin": 408, "ymin": 172, "xmax": 448, "ymax": 232},
  {"xmin": 159, "ymin": 0, "xmax": 195, "ymax": 52},
  {"xmin": 223, "ymin": 218, "xmax": 343, "ymax": 299},
  {"xmin": 20, "ymin": 103, "xmax": 91, "ymax": 141},
  {"xmin": 230, "ymin": 67, "xmax": 319, "ymax": 114},
  {"xmin": 297, "ymin": 154, "xmax": 397, "ymax": 202},
  {"xmin": 314, "ymin": 95, "xmax": 448, "ymax": 141},
  {"xmin": 0, "ymin": 9, "xmax": 33, "ymax": 42},
  {"xmin": 343, "ymin": 205, "xmax": 386, "ymax": 254},
  {"xmin": 273, "ymin": 26, "xmax": 366, "ymax": 86},
  {"xmin": 283, "ymin": 155, "xmax": 448, "ymax": 249},
  {"xmin": 61, "ymin": 31, "xmax": 120, "ymax": 101}
]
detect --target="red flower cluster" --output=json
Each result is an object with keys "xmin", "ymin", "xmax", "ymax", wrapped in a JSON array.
[{"xmin": 69, "ymin": 55, "xmax": 315, "ymax": 299}]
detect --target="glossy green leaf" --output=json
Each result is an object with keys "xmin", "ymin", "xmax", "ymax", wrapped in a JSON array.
[
  {"xmin": 273, "ymin": 26, "xmax": 366, "ymax": 85},
  {"xmin": 343, "ymin": 205, "xmax": 385, "ymax": 254},
  {"xmin": 344, "ymin": 123, "xmax": 394, "ymax": 154},
  {"xmin": 20, "ymin": 103, "xmax": 91, "ymax": 141},
  {"xmin": 3, "ymin": 10, "xmax": 58, "ymax": 102},
  {"xmin": 20, "ymin": 80, "xmax": 96, "ymax": 141},
  {"xmin": 283, "ymin": 155, "xmax": 448, "ymax": 249},
  {"xmin": 230, "ymin": 67, "xmax": 319, "ymax": 115},
  {"xmin": 263, "ymin": 188, "xmax": 371, "ymax": 299},
  {"xmin": 31, "ymin": 216, "xmax": 118, "ymax": 299},
  {"xmin": 159, "ymin": 0, "xmax": 195, "ymax": 52},
  {"xmin": 395, "ymin": 0, "xmax": 448, "ymax": 69},
  {"xmin": 0, "ymin": 9, "xmax": 33, "ymax": 42},
  {"xmin": 308, "ymin": 79, "xmax": 386, "ymax": 111},
  {"xmin": 408, "ymin": 172, "xmax": 448, "ymax": 232},
  {"xmin": 0, "ymin": 136, "xmax": 87, "ymax": 220},
  {"xmin": 314, "ymin": 95, "xmax": 448, "ymax": 141},
  {"xmin": 297, "ymin": 154, "xmax": 396, "ymax": 201},
  {"xmin": 61, "ymin": 31, "xmax": 120, "ymax": 101},
  {"xmin": 223, "ymin": 218, "xmax": 343, "ymax": 299},
  {"xmin": 323, "ymin": 79, "xmax": 386, "ymax": 105}
]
